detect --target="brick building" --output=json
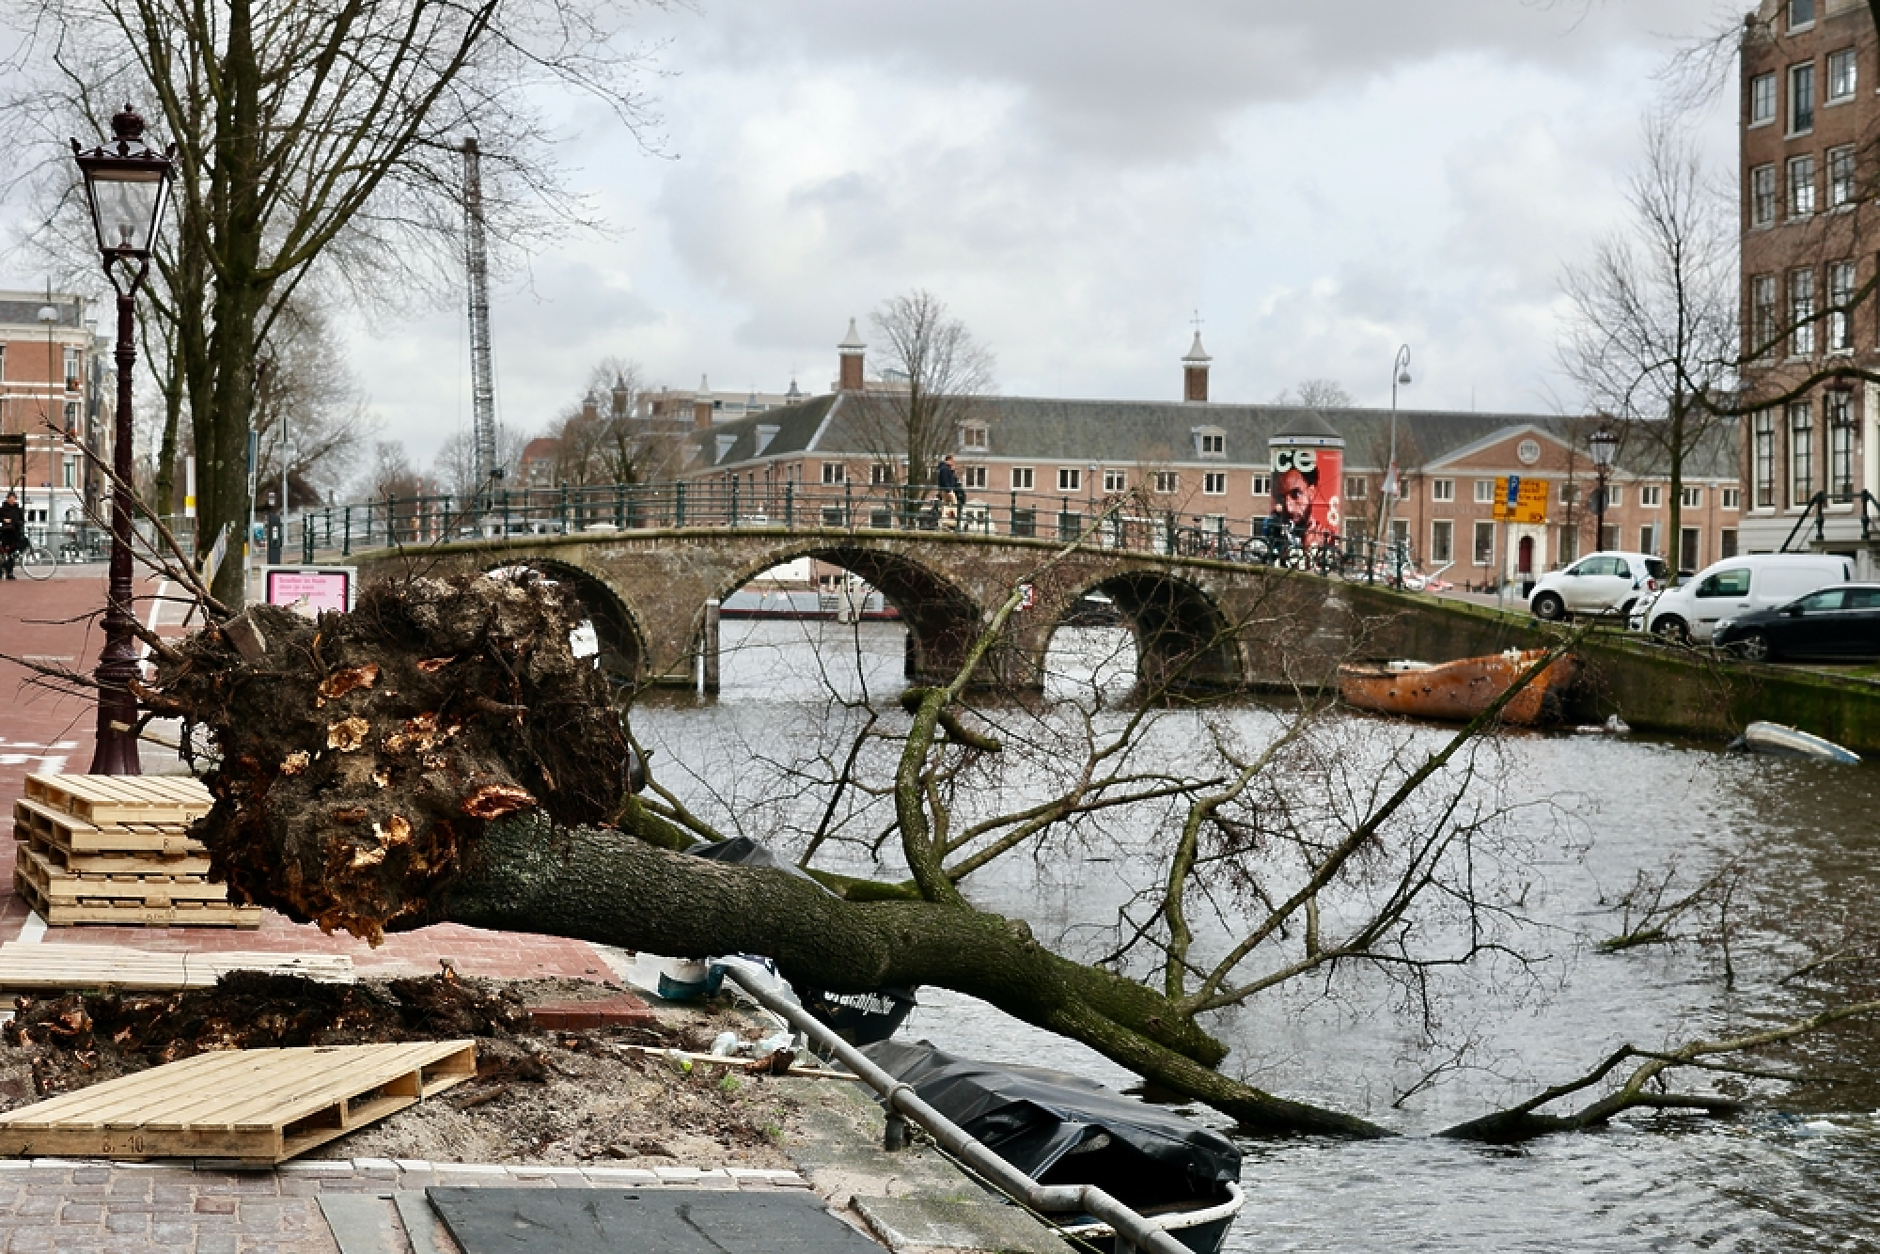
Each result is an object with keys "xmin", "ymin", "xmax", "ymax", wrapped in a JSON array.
[
  {"xmin": 1739, "ymin": 0, "xmax": 1880, "ymax": 573},
  {"xmin": 683, "ymin": 327, "xmax": 1742, "ymax": 587},
  {"xmin": 0, "ymin": 291, "xmax": 111, "ymax": 544}
]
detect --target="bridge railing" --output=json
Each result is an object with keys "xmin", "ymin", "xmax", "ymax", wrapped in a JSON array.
[{"xmin": 293, "ymin": 480, "xmax": 1428, "ymax": 586}]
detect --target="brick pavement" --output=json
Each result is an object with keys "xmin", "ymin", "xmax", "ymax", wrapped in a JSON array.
[{"xmin": 0, "ymin": 1158, "xmax": 811, "ymax": 1253}]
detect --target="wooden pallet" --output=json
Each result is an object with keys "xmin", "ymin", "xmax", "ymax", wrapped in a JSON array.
[
  {"xmin": 17, "ymin": 847, "xmax": 236, "ymax": 907},
  {"xmin": 13, "ymin": 869, "xmax": 261, "ymax": 929},
  {"xmin": 0, "ymin": 942, "xmax": 352, "ymax": 991},
  {"xmin": 23, "ymin": 774, "xmax": 212, "ymax": 826},
  {"xmin": 11, "ymin": 826, "xmax": 214, "ymax": 879},
  {"xmin": 13, "ymin": 798, "xmax": 207, "ymax": 858},
  {"xmin": 0, "ymin": 1040, "xmax": 476, "ymax": 1164}
]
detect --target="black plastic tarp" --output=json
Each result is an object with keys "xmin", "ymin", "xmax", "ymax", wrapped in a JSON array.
[{"xmin": 860, "ymin": 1039, "xmax": 1240, "ymax": 1213}]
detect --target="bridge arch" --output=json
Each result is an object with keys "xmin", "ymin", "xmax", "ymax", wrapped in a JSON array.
[
  {"xmin": 711, "ymin": 541, "xmax": 987, "ymax": 686},
  {"xmin": 473, "ymin": 556, "xmax": 650, "ymax": 696},
  {"xmin": 1035, "ymin": 570, "xmax": 1243, "ymax": 694}
]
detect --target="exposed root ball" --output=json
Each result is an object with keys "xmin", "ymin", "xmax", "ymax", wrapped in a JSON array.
[{"xmin": 144, "ymin": 573, "xmax": 630, "ymax": 942}]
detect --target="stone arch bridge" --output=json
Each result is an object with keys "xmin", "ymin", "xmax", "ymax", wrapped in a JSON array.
[{"xmin": 349, "ymin": 527, "xmax": 1374, "ymax": 693}]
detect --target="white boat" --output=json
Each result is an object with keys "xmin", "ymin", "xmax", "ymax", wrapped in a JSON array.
[{"xmin": 1738, "ymin": 721, "xmax": 1861, "ymax": 764}]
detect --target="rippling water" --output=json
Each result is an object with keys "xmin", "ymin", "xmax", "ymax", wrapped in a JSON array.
[{"xmin": 634, "ymin": 619, "xmax": 1880, "ymax": 1252}]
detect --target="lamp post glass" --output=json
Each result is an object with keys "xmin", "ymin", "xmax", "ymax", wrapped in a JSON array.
[
  {"xmin": 1385, "ymin": 344, "xmax": 1412, "ymax": 583},
  {"xmin": 1589, "ymin": 427, "xmax": 1618, "ymax": 552}
]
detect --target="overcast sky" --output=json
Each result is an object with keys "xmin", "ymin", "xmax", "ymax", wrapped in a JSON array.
[{"xmin": 348, "ymin": 0, "xmax": 1742, "ymax": 468}]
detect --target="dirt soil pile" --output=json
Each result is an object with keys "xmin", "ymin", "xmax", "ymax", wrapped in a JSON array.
[
  {"xmin": 0, "ymin": 972, "xmax": 805, "ymax": 1169},
  {"xmin": 142, "ymin": 572, "xmax": 631, "ymax": 942}
]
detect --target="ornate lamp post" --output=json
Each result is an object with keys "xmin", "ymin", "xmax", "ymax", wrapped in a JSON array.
[
  {"xmin": 1384, "ymin": 344, "xmax": 1412, "ymax": 583},
  {"xmin": 1588, "ymin": 424, "xmax": 1619, "ymax": 554},
  {"xmin": 72, "ymin": 106, "xmax": 175, "ymax": 775}
]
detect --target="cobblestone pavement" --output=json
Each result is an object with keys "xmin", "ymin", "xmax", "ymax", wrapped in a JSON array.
[{"xmin": 0, "ymin": 1157, "xmax": 811, "ymax": 1253}]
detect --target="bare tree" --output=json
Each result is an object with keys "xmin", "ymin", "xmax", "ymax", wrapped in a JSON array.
[
  {"xmin": 1271, "ymin": 379, "xmax": 1354, "ymax": 408},
  {"xmin": 0, "ymin": 0, "xmax": 667, "ymax": 605},
  {"xmin": 432, "ymin": 424, "xmax": 530, "ymax": 501},
  {"xmin": 1558, "ymin": 114, "xmax": 1738, "ymax": 573},
  {"xmin": 852, "ymin": 291, "xmax": 996, "ymax": 500}
]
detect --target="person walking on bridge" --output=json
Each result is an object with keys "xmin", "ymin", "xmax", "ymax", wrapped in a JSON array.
[{"xmin": 934, "ymin": 455, "xmax": 966, "ymax": 530}]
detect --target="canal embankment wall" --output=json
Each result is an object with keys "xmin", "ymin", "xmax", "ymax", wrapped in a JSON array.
[{"xmin": 1339, "ymin": 584, "xmax": 1880, "ymax": 754}]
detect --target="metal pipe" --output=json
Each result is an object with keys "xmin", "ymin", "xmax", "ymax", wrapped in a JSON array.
[{"xmin": 716, "ymin": 966, "xmax": 1194, "ymax": 1254}]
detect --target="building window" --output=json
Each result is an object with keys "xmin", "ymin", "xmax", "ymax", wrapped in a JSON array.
[
  {"xmin": 1681, "ymin": 486, "xmax": 1703, "ymax": 508},
  {"xmin": 1011, "ymin": 466, "xmax": 1034, "ymax": 491},
  {"xmin": 0, "ymin": 346, "xmax": 6, "ymax": 382},
  {"xmin": 1830, "ymin": 260, "xmax": 1856, "ymax": 350},
  {"xmin": 1721, "ymin": 528, "xmax": 1738, "ymax": 558},
  {"xmin": 62, "ymin": 459, "xmax": 75, "ymax": 489},
  {"xmin": 62, "ymin": 348, "xmax": 80, "ymax": 389},
  {"xmin": 1791, "ymin": 61, "xmax": 1816, "ymax": 134},
  {"xmin": 1829, "ymin": 147, "xmax": 1857, "ymax": 208},
  {"xmin": 1346, "ymin": 477, "xmax": 1368, "ymax": 500},
  {"xmin": 1790, "ymin": 154, "xmax": 1817, "ymax": 216},
  {"xmin": 1681, "ymin": 528, "xmax": 1700, "ymax": 568},
  {"xmin": 963, "ymin": 465, "xmax": 986, "ymax": 489},
  {"xmin": 1153, "ymin": 471, "xmax": 1177, "ymax": 494},
  {"xmin": 1638, "ymin": 526, "xmax": 1656, "ymax": 553},
  {"xmin": 960, "ymin": 424, "xmax": 988, "ymax": 452},
  {"xmin": 1753, "ymin": 412, "xmax": 1775, "ymax": 509},
  {"xmin": 1103, "ymin": 468, "xmax": 1127, "ymax": 493},
  {"xmin": 1791, "ymin": 0, "xmax": 1815, "ymax": 29},
  {"xmin": 1791, "ymin": 268, "xmax": 1817, "ymax": 356},
  {"xmin": 1606, "ymin": 484, "xmax": 1623, "ymax": 508},
  {"xmin": 1430, "ymin": 519, "xmax": 1454, "ymax": 564},
  {"xmin": 1722, "ymin": 487, "xmax": 1741, "ymax": 510},
  {"xmin": 1559, "ymin": 482, "xmax": 1580, "ymax": 505},
  {"xmin": 1751, "ymin": 72, "xmax": 1778, "ymax": 125},
  {"xmin": 63, "ymin": 401, "xmax": 78, "ymax": 433},
  {"xmin": 1249, "ymin": 473, "xmax": 1268, "ymax": 497},
  {"xmin": 1194, "ymin": 429, "xmax": 1225, "ymax": 457},
  {"xmin": 1202, "ymin": 471, "xmax": 1226, "ymax": 496},
  {"xmin": 1829, "ymin": 47, "xmax": 1858, "ymax": 101},
  {"xmin": 1750, "ymin": 165, "xmax": 1777, "ymax": 227},
  {"xmin": 1831, "ymin": 418, "xmax": 1855, "ymax": 501},
  {"xmin": 1790, "ymin": 401, "xmax": 1815, "ymax": 505},
  {"xmin": 1057, "ymin": 467, "xmax": 1081, "ymax": 492},
  {"xmin": 1472, "ymin": 520, "xmax": 1494, "ymax": 566},
  {"xmin": 1640, "ymin": 485, "xmax": 1663, "ymax": 508},
  {"xmin": 1474, "ymin": 479, "xmax": 1495, "ymax": 504},
  {"xmin": 1432, "ymin": 478, "xmax": 1454, "ymax": 502},
  {"xmin": 870, "ymin": 463, "xmax": 894, "ymax": 486},
  {"xmin": 822, "ymin": 461, "xmax": 845, "ymax": 484},
  {"xmin": 1751, "ymin": 274, "xmax": 1777, "ymax": 355}
]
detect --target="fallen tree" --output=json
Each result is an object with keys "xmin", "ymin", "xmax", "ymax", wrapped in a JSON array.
[{"xmin": 132, "ymin": 566, "xmax": 1875, "ymax": 1141}]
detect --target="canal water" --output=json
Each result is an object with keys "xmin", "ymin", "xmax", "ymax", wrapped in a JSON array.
[{"xmin": 633, "ymin": 619, "xmax": 1880, "ymax": 1252}]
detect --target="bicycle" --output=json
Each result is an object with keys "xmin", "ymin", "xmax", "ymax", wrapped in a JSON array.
[{"xmin": 1, "ymin": 535, "xmax": 56, "ymax": 580}]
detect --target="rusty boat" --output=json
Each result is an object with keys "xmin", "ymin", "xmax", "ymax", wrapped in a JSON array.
[{"xmin": 1337, "ymin": 648, "xmax": 1581, "ymax": 726}]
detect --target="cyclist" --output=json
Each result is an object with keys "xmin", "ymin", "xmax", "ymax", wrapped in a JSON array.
[{"xmin": 0, "ymin": 491, "xmax": 24, "ymax": 580}]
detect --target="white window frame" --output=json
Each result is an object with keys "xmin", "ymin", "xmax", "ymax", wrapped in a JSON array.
[
  {"xmin": 1752, "ymin": 273, "xmax": 1778, "ymax": 355},
  {"xmin": 1722, "ymin": 487, "xmax": 1741, "ymax": 510},
  {"xmin": 1057, "ymin": 467, "xmax": 1081, "ymax": 492},
  {"xmin": 1153, "ymin": 471, "xmax": 1177, "ymax": 495},
  {"xmin": 870, "ymin": 462, "xmax": 895, "ymax": 486},
  {"xmin": 1830, "ymin": 260, "xmax": 1856, "ymax": 351},
  {"xmin": 963, "ymin": 465, "xmax": 987, "ymax": 490},
  {"xmin": 1103, "ymin": 468, "xmax": 1127, "ymax": 493},
  {"xmin": 1640, "ymin": 485, "xmax": 1663, "ymax": 508},
  {"xmin": 960, "ymin": 424, "xmax": 989, "ymax": 452},
  {"xmin": 1790, "ymin": 0, "xmax": 1816, "ymax": 31},
  {"xmin": 821, "ymin": 461, "xmax": 846, "ymax": 484},
  {"xmin": 1011, "ymin": 466, "xmax": 1034, "ymax": 491},
  {"xmin": 1790, "ymin": 61, "xmax": 1816, "ymax": 135},
  {"xmin": 1681, "ymin": 486, "xmax": 1703, "ymax": 508},
  {"xmin": 1751, "ymin": 72, "xmax": 1778, "ymax": 126},
  {"xmin": 1790, "ymin": 153, "xmax": 1817, "ymax": 217},
  {"xmin": 1202, "ymin": 471, "xmax": 1226, "ymax": 496},
  {"xmin": 1472, "ymin": 520, "xmax": 1495, "ymax": 566},
  {"xmin": 1249, "ymin": 473, "xmax": 1268, "ymax": 497},
  {"xmin": 1193, "ymin": 428, "xmax": 1226, "ymax": 458},
  {"xmin": 1605, "ymin": 484, "xmax": 1624, "ymax": 508},
  {"xmin": 1792, "ymin": 268, "xmax": 1817, "ymax": 357},
  {"xmin": 1828, "ymin": 47, "xmax": 1857, "ymax": 102},
  {"xmin": 1474, "ymin": 479, "xmax": 1495, "ymax": 504},
  {"xmin": 1829, "ymin": 146, "xmax": 1857, "ymax": 209},
  {"xmin": 1750, "ymin": 164, "xmax": 1777, "ymax": 227},
  {"xmin": 1346, "ymin": 476, "xmax": 1368, "ymax": 500},
  {"xmin": 1431, "ymin": 478, "xmax": 1455, "ymax": 503},
  {"xmin": 1430, "ymin": 519, "xmax": 1454, "ymax": 564},
  {"xmin": 62, "ymin": 348, "xmax": 80, "ymax": 389}
]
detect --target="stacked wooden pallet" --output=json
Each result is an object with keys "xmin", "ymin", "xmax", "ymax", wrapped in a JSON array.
[{"xmin": 11, "ymin": 774, "xmax": 259, "ymax": 929}]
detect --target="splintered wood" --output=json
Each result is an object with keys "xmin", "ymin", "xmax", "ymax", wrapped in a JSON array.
[
  {"xmin": 0, "ymin": 1040, "xmax": 477, "ymax": 1164},
  {"xmin": 0, "ymin": 942, "xmax": 353, "ymax": 992},
  {"xmin": 12, "ymin": 774, "xmax": 260, "ymax": 928}
]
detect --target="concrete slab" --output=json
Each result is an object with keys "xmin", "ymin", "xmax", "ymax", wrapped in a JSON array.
[
  {"xmin": 851, "ymin": 1195, "xmax": 1067, "ymax": 1254},
  {"xmin": 427, "ymin": 1185, "xmax": 884, "ymax": 1253}
]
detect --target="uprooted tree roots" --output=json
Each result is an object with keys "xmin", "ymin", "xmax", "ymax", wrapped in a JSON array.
[{"xmin": 141, "ymin": 572, "xmax": 631, "ymax": 942}]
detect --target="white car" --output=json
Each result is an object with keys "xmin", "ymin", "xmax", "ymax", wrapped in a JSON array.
[{"xmin": 1528, "ymin": 551, "xmax": 1668, "ymax": 622}]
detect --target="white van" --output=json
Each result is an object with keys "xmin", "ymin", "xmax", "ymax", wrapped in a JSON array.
[{"xmin": 1641, "ymin": 553, "xmax": 1855, "ymax": 643}]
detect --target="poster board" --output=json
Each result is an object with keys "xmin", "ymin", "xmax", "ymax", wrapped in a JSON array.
[
  {"xmin": 264, "ymin": 566, "xmax": 355, "ymax": 617},
  {"xmin": 1491, "ymin": 476, "xmax": 1549, "ymax": 525}
]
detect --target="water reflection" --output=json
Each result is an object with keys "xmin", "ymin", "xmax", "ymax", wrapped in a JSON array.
[{"xmin": 631, "ymin": 620, "xmax": 1880, "ymax": 1251}]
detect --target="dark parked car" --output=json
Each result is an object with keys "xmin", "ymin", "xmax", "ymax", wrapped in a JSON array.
[{"xmin": 1712, "ymin": 583, "xmax": 1880, "ymax": 663}]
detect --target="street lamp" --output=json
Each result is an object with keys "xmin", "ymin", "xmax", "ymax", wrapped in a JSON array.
[
  {"xmin": 1588, "ymin": 424, "xmax": 1619, "ymax": 554},
  {"xmin": 72, "ymin": 105, "xmax": 176, "ymax": 776},
  {"xmin": 1384, "ymin": 344, "xmax": 1412, "ymax": 583}
]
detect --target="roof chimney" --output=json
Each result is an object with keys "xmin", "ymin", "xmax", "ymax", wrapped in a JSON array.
[
  {"xmin": 1182, "ymin": 331, "xmax": 1212, "ymax": 403},
  {"xmin": 838, "ymin": 318, "xmax": 866, "ymax": 392},
  {"xmin": 694, "ymin": 374, "xmax": 713, "ymax": 430}
]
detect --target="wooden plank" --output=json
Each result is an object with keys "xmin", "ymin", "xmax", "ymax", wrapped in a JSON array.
[
  {"xmin": 22, "ymin": 774, "xmax": 212, "ymax": 826},
  {"xmin": 0, "ymin": 943, "xmax": 352, "ymax": 991},
  {"xmin": 0, "ymin": 1041, "xmax": 476, "ymax": 1163},
  {"xmin": 19, "ymin": 830, "xmax": 214, "ymax": 878},
  {"xmin": 14, "ymin": 872, "xmax": 261, "ymax": 929},
  {"xmin": 16, "ymin": 848, "xmax": 235, "ymax": 908}
]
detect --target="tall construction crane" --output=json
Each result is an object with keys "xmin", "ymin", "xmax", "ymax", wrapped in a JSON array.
[{"xmin": 462, "ymin": 138, "xmax": 499, "ymax": 497}]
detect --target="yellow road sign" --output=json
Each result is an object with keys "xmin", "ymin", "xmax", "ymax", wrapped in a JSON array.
[{"xmin": 1491, "ymin": 475, "xmax": 1548, "ymax": 524}]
